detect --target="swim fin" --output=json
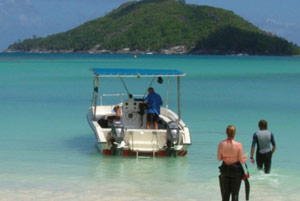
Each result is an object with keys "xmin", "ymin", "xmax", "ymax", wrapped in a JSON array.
[
  {"xmin": 242, "ymin": 163, "xmax": 250, "ymax": 200},
  {"xmin": 244, "ymin": 177, "xmax": 250, "ymax": 201}
]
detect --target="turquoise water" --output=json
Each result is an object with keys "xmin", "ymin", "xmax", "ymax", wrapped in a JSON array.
[{"xmin": 1, "ymin": 53, "xmax": 300, "ymax": 201}]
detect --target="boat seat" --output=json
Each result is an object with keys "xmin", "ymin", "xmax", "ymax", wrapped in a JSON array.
[
  {"xmin": 159, "ymin": 115, "xmax": 172, "ymax": 124},
  {"xmin": 97, "ymin": 112, "xmax": 121, "ymax": 128},
  {"xmin": 98, "ymin": 119, "xmax": 109, "ymax": 128}
]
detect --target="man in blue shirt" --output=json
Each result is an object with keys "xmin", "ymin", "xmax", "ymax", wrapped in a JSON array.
[
  {"xmin": 144, "ymin": 87, "xmax": 162, "ymax": 129},
  {"xmin": 250, "ymin": 120, "xmax": 277, "ymax": 173}
]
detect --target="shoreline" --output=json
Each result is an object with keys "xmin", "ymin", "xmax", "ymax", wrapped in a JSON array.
[
  {"xmin": 2, "ymin": 51, "xmax": 300, "ymax": 57},
  {"xmin": 4, "ymin": 45, "xmax": 299, "ymax": 56}
]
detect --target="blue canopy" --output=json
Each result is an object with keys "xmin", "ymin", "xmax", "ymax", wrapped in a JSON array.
[{"xmin": 92, "ymin": 68, "xmax": 186, "ymax": 77}]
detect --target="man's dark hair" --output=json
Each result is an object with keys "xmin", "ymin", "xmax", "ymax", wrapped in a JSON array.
[{"xmin": 259, "ymin": 120, "xmax": 268, "ymax": 130}]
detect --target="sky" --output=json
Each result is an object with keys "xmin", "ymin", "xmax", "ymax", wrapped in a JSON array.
[{"xmin": 0, "ymin": 0, "xmax": 299, "ymax": 51}]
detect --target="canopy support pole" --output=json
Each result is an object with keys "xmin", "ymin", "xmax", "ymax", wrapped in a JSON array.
[
  {"xmin": 93, "ymin": 76, "xmax": 99, "ymax": 120},
  {"xmin": 177, "ymin": 76, "xmax": 181, "ymax": 121},
  {"xmin": 120, "ymin": 77, "xmax": 130, "ymax": 97},
  {"xmin": 166, "ymin": 77, "xmax": 170, "ymax": 110}
]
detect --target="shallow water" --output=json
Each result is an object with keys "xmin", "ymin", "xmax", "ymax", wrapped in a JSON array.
[{"xmin": 1, "ymin": 53, "xmax": 300, "ymax": 200}]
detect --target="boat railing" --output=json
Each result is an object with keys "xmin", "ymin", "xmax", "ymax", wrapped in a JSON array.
[{"xmin": 100, "ymin": 93, "xmax": 144, "ymax": 105}]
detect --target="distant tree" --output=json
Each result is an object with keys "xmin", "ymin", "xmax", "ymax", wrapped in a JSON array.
[{"xmin": 178, "ymin": 0, "xmax": 185, "ymax": 4}]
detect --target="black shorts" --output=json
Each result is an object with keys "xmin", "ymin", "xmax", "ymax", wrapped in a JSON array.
[
  {"xmin": 147, "ymin": 113, "xmax": 159, "ymax": 123},
  {"xmin": 256, "ymin": 151, "xmax": 272, "ymax": 173}
]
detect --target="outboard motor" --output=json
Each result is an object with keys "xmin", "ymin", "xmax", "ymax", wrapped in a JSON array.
[
  {"xmin": 111, "ymin": 120, "xmax": 125, "ymax": 144},
  {"xmin": 109, "ymin": 120, "xmax": 126, "ymax": 155},
  {"xmin": 166, "ymin": 121, "xmax": 180, "ymax": 156}
]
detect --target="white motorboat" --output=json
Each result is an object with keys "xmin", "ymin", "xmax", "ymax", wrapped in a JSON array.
[{"xmin": 87, "ymin": 68, "xmax": 191, "ymax": 156}]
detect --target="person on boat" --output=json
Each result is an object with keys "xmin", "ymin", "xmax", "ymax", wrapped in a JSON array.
[
  {"xmin": 218, "ymin": 125, "xmax": 248, "ymax": 201},
  {"xmin": 113, "ymin": 105, "xmax": 122, "ymax": 120},
  {"xmin": 144, "ymin": 87, "xmax": 162, "ymax": 129},
  {"xmin": 106, "ymin": 105, "xmax": 122, "ymax": 124},
  {"xmin": 250, "ymin": 120, "xmax": 276, "ymax": 174}
]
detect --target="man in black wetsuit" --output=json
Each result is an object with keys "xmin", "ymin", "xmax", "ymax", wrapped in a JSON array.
[{"xmin": 250, "ymin": 120, "xmax": 277, "ymax": 173}]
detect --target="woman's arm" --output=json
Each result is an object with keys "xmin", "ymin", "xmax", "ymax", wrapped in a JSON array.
[
  {"xmin": 217, "ymin": 143, "xmax": 223, "ymax": 161},
  {"xmin": 238, "ymin": 143, "xmax": 247, "ymax": 164}
]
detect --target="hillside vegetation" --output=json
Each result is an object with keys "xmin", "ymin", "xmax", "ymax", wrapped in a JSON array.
[{"xmin": 7, "ymin": 0, "xmax": 300, "ymax": 55}]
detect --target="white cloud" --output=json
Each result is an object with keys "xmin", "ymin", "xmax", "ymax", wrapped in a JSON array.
[
  {"xmin": 260, "ymin": 18, "xmax": 300, "ymax": 44},
  {"xmin": 265, "ymin": 18, "xmax": 282, "ymax": 26},
  {"xmin": 19, "ymin": 14, "xmax": 29, "ymax": 25},
  {"xmin": 24, "ymin": 0, "xmax": 33, "ymax": 7},
  {"xmin": 265, "ymin": 18, "xmax": 298, "ymax": 28},
  {"xmin": 19, "ymin": 14, "xmax": 41, "ymax": 26},
  {"xmin": 0, "ymin": 0, "xmax": 41, "ymax": 26},
  {"xmin": 6, "ymin": 0, "xmax": 15, "ymax": 4}
]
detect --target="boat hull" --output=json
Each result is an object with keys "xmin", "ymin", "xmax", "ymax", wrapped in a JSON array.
[
  {"xmin": 88, "ymin": 105, "xmax": 191, "ymax": 157},
  {"xmin": 98, "ymin": 144, "xmax": 188, "ymax": 157}
]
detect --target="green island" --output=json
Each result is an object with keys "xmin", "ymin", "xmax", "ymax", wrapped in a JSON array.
[{"xmin": 6, "ymin": 0, "xmax": 300, "ymax": 55}]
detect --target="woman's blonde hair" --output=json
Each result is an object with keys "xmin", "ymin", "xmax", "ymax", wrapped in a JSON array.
[{"xmin": 226, "ymin": 125, "xmax": 236, "ymax": 139}]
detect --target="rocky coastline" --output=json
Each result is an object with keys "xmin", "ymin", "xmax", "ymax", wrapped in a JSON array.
[{"xmin": 4, "ymin": 45, "xmax": 189, "ymax": 55}]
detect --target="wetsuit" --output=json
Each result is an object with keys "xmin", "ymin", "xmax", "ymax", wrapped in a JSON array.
[
  {"xmin": 219, "ymin": 162, "xmax": 244, "ymax": 201},
  {"xmin": 251, "ymin": 130, "xmax": 276, "ymax": 173},
  {"xmin": 218, "ymin": 139, "xmax": 246, "ymax": 201}
]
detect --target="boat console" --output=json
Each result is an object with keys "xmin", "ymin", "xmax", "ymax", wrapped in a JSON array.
[{"xmin": 122, "ymin": 98, "xmax": 147, "ymax": 129}]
